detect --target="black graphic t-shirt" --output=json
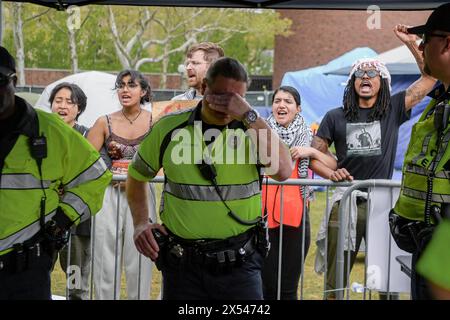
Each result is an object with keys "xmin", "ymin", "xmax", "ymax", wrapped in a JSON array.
[{"xmin": 317, "ymin": 91, "xmax": 409, "ymax": 180}]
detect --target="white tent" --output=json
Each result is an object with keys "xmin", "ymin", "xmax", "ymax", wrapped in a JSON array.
[
  {"xmin": 326, "ymin": 40, "xmax": 422, "ymax": 76},
  {"xmin": 377, "ymin": 40, "xmax": 421, "ymax": 64},
  {"xmin": 34, "ymin": 71, "xmax": 122, "ymax": 128}
]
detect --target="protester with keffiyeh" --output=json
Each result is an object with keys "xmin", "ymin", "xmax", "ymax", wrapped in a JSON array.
[{"xmin": 261, "ymin": 86, "xmax": 337, "ymax": 300}]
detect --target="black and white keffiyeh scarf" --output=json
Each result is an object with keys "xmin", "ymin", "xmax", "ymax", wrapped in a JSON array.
[{"xmin": 267, "ymin": 112, "xmax": 313, "ymax": 198}]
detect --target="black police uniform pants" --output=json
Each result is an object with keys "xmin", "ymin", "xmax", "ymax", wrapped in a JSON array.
[
  {"xmin": 0, "ymin": 251, "xmax": 53, "ymax": 300},
  {"xmin": 161, "ymin": 251, "xmax": 264, "ymax": 300}
]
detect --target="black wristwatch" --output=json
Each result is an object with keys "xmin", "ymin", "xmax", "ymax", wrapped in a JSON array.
[{"xmin": 242, "ymin": 109, "xmax": 259, "ymax": 127}]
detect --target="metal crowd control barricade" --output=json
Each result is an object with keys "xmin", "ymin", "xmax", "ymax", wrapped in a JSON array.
[
  {"xmin": 265, "ymin": 178, "xmax": 353, "ymax": 300},
  {"xmin": 335, "ymin": 179, "xmax": 403, "ymax": 300},
  {"xmin": 265, "ymin": 178, "xmax": 407, "ymax": 300},
  {"xmin": 61, "ymin": 176, "xmax": 407, "ymax": 300},
  {"xmin": 82, "ymin": 175, "xmax": 165, "ymax": 300}
]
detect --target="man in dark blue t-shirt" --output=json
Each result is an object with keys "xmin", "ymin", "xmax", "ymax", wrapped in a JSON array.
[{"xmin": 311, "ymin": 24, "xmax": 437, "ymax": 299}]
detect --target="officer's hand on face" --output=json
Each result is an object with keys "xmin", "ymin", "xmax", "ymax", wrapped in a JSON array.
[
  {"xmin": 205, "ymin": 93, "xmax": 251, "ymax": 121},
  {"xmin": 133, "ymin": 222, "xmax": 167, "ymax": 261},
  {"xmin": 329, "ymin": 168, "xmax": 353, "ymax": 182}
]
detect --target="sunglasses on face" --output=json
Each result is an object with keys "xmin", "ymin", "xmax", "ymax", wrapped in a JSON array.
[
  {"xmin": 354, "ymin": 69, "xmax": 379, "ymax": 79},
  {"xmin": 0, "ymin": 73, "xmax": 16, "ymax": 87},
  {"xmin": 420, "ymin": 33, "xmax": 448, "ymax": 45},
  {"xmin": 115, "ymin": 81, "xmax": 139, "ymax": 90}
]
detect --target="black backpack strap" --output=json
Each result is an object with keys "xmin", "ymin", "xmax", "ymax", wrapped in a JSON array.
[
  {"xmin": 0, "ymin": 105, "xmax": 40, "ymax": 184},
  {"xmin": 158, "ymin": 120, "xmax": 190, "ymax": 168},
  {"xmin": 0, "ymin": 132, "xmax": 21, "ymax": 180},
  {"xmin": 228, "ymin": 119, "xmax": 263, "ymax": 189},
  {"xmin": 158, "ymin": 117, "xmax": 263, "ymax": 191}
]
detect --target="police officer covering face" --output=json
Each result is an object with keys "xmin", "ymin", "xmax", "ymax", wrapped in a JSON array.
[
  {"xmin": 0, "ymin": 46, "xmax": 111, "ymax": 300},
  {"xmin": 126, "ymin": 57, "xmax": 293, "ymax": 300}
]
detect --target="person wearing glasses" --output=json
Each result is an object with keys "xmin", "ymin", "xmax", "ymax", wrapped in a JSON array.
[
  {"xmin": 311, "ymin": 25, "xmax": 437, "ymax": 300},
  {"xmin": 388, "ymin": 3, "xmax": 450, "ymax": 300},
  {"xmin": 172, "ymin": 42, "xmax": 224, "ymax": 101},
  {"xmin": 87, "ymin": 70, "xmax": 156, "ymax": 300},
  {"xmin": 0, "ymin": 46, "xmax": 111, "ymax": 300}
]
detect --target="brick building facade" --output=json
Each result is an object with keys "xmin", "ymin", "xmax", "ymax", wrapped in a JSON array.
[
  {"xmin": 23, "ymin": 68, "xmax": 183, "ymax": 90},
  {"xmin": 273, "ymin": 9, "xmax": 431, "ymax": 87}
]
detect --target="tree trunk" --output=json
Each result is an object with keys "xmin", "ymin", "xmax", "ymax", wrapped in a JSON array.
[
  {"xmin": 0, "ymin": 1, "xmax": 4, "ymax": 45},
  {"xmin": 68, "ymin": 23, "xmax": 78, "ymax": 73},
  {"xmin": 12, "ymin": 3, "xmax": 26, "ymax": 86},
  {"xmin": 107, "ymin": 6, "xmax": 131, "ymax": 69},
  {"xmin": 160, "ymin": 44, "xmax": 169, "ymax": 88}
]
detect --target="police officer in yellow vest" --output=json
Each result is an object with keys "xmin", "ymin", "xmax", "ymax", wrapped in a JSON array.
[
  {"xmin": 0, "ymin": 46, "xmax": 112, "ymax": 300},
  {"xmin": 126, "ymin": 57, "xmax": 292, "ymax": 299},
  {"xmin": 390, "ymin": 3, "xmax": 450, "ymax": 300}
]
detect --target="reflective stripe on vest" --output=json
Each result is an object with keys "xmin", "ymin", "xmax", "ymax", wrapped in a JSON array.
[
  {"xmin": 395, "ymin": 98, "xmax": 450, "ymax": 221},
  {"xmin": 0, "ymin": 210, "xmax": 56, "ymax": 252},
  {"xmin": 435, "ymin": 130, "xmax": 450, "ymax": 165},
  {"xmin": 131, "ymin": 152, "xmax": 157, "ymax": 179},
  {"xmin": 411, "ymin": 133, "xmax": 433, "ymax": 166},
  {"xmin": 65, "ymin": 157, "xmax": 108, "ymax": 190},
  {"xmin": 0, "ymin": 174, "xmax": 51, "ymax": 189},
  {"xmin": 164, "ymin": 178, "xmax": 260, "ymax": 202},
  {"xmin": 405, "ymin": 164, "xmax": 450, "ymax": 179},
  {"xmin": 403, "ymin": 186, "xmax": 450, "ymax": 203},
  {"xmin": 262, "ymin": 160, "xmax": 303, "ymax": 228},
  {"xmin": 61, "ymin": 192, "xmax": 91, "ymax": 222}
]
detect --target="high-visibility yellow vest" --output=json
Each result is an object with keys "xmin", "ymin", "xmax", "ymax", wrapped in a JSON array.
[
  {"xmin": 0, "ymin": 97, "xmax": 112, "ymax": 255},
  {"xmin": 394, "ymin": 97, "xmax": 450, "ymax": 221},
  {"xmin": 128, "ymin": 103, "xmax": 261, "ymax": 239}
]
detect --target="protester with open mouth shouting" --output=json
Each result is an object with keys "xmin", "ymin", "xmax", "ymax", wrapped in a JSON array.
[
  {"xmin": 87, "ymin": 70, "xmax": 157, "ymax": 300},
  {"xmin": 49, "ymin": 82, "xmax": 92, "ymax": 300},
  {"xmin": 261, "ymin": 85, "xmax": 337, "ymax": 300},
  {"xmin": 311, "ymin": 24, "xmax": 437, "ymax": 300}
]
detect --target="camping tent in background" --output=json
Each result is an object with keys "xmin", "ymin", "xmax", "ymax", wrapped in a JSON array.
[
  {"xmin": 325, "ymin": 41, "xmax": 422, "ymax": 76},
  {"xmin": 35, "ymin": 71, "xmax": 124, "ymax": 128},
  {"xmin": 280, "ymin": 46, "xmax": 431, "ymax": 178}
]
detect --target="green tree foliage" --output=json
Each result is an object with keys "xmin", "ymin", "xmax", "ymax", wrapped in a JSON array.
[
  {"xmin": 2, "ymin": 4, "xmax": 291, "ymax": 84},
  {"xmin": 3, "ymin": 4, "xmax": 119, "ymax": 71}
]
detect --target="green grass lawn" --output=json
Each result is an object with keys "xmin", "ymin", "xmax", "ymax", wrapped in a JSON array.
[{"xmin": 50, "ymin": 190, "xmax": 407, "ymax": 300}]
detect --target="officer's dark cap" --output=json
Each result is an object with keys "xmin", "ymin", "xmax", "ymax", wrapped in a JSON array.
[
  {"xmin": 408, "ymin": 3, "xmax": 450, "ymax": 35},
  {"xmin": 0, "ymin": 46, "xmax": 16, "ymax": 76}
]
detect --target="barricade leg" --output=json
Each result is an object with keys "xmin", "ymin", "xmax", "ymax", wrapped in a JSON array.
[
  {"xmin": 123, "ymin": 207, "xmax": 152, "ymax": 300},
  {"xmin": 60, "ymin": 234, "xmax": 91, "ymax": 300},
  {"xmin": 326, "ymin": 199, "xmax": 366, "ymax": 299},
  {"xmin": 261, "ymin": 221, "xmax": 310, "ymax": 300},
  {"xmin": 123, "ymin": 182, "xmax": 157, "ymax": 300}
]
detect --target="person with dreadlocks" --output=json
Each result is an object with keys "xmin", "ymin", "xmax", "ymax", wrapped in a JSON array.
[{"xmin": 311, "ymin": 24, "xmax": 437, "ymax": 300}]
